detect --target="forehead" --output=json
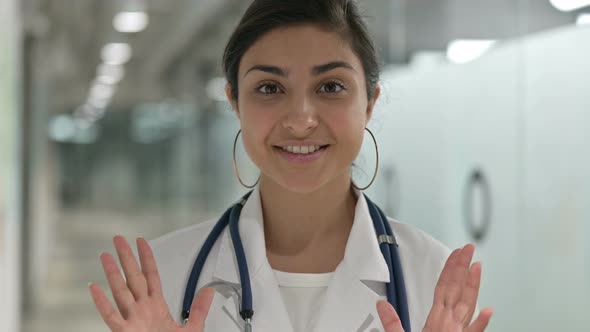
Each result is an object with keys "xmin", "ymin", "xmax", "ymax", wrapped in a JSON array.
[{"xmin": 239, "ymin": 24, "xmax": 362, "ymax": 74}]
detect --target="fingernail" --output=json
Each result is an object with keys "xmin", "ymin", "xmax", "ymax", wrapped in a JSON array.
[
  {"xmin": 376, "ymin": 301, "xmax": 390, "ymax": 317},
  {"xmin": 88, "ymin": 282, "xmax": 93, "ymax": 287},
  {"xmin": 376, "ymin": 302, "xmax": 384, "ymax": 314}
]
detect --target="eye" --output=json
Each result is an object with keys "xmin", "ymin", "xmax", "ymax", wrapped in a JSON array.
[
  {"xmin": 256, "ymin": 83, "xmax": 283, "ymax": 95},
  {"xmin": 318, "ymin": 81, "xmax": 345, "ymax": 93}
]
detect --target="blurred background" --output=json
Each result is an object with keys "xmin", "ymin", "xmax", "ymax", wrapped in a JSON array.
[{"xmin": 1, "ymin": 0, "xmax": 589, "ymax": 331}]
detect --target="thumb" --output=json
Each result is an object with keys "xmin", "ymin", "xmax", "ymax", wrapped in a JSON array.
[
  {"xmin": 377, "ymin": 300, "xmax": 405, "ymax": 332},
  {"xmin": 186, "ymin": 287, "xmax": 215, "ymax": 330}
]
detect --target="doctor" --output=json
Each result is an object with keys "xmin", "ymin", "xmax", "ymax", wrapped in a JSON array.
[{"xmin": 89, "ymin": 0, "xmax": 493, "ymax": 331}]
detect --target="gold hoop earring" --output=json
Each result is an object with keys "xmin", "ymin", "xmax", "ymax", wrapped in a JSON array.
[
  {"xmin": 233, "ymin": 129, "xmax": 260, "ymax": 189},
  {"xmin": 352, "ymin": 127, "xmax": 379, "ymax": 191}
]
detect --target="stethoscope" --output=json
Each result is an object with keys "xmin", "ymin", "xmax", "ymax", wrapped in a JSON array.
[{"xmin": 181, "ymin": 190, "xmax": 411, "ymax": 332}]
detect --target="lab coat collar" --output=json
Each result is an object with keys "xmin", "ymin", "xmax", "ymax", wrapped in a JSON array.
[
  {"xmin": 213, "ymin": 184, "xmax": 390, "ymax": 283},
  {"xmin": 343, "ymin": 186, "xmax": 391, "ymax": 283},
  {"xmin": 314, "ymin": 186, "xmax": 391, "ymax": 331},
  {"xmin": 212, "ymin": 184, "xmax": 291, "ymax": 331},
  {"xmin": 212, "ymin": 184, "xmax": 267, "ymax": 285},
  {"xmin": 212, "ymin": 183, "xmax": 391, "ymax": 331}
]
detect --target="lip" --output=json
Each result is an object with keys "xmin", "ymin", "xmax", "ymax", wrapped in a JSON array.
[
  {"xmin": 273, "ymin": 140, "xmax": 330, "ymax": 148},
  {"xmin": 273, "ymin": 145, "xmax": 330, "ymax": 164}
]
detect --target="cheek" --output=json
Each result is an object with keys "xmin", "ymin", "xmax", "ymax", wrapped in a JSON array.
[
  {"xmin": 238, "ymin": 99, "xmax": 273, "ymax": 135},
  {"xmin": 328, "ymin": 104, "xmax": 367, "ymax": 144},
  {"xmin": 237, "ymin": 101, "xmax": 278, "ymax": 164},
  {"xmin": 323, "ymin": 114, "xmax": 366, "ymax": 166},
  {"xmin": 345, "ymin": 124, "xmax": 366, "ymax": 157},
  {"xmin": 239, "ymin": 126, "xmax": 268, "ymax": 173}
]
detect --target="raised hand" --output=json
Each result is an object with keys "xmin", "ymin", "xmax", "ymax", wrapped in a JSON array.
[
  {"xmin": 376, "ymin": 244, "xmax": 494, "ymax": 332},
  {"xmin": 89, "ymin": 235, "xmax": 214, "ymax": 332}
]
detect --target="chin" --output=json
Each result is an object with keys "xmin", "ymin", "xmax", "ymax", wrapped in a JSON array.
[{"xmin": 273, "ymin": 175, "xmax": 328, "ymax": 195}]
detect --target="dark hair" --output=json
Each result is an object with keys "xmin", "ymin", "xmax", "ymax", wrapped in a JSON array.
[{"xmin": 222, "ymin": 0, "xmax": 380, "ymax": 102}]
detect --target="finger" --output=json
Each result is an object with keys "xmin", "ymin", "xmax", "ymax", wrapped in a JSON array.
[
  {"xmin": 433, "ymin": 248, "xmax": 461, "ymax": 307},
  {"xmin": 113, "ymin": 235, "xmax": 148, "ymax": 300},
  {"xmin": 100, "ymin": 252, "xmax": 136, "ymax": 317},
  {"xmin": 187, "ymin": 287, "xmax": 216, "ymax": 330},
  {"xmin": 439, "ymin": 244, "xmax": 474, "ymax": 308},
  {"xmin": 455, "ymin": 262, "xmax": 482, "ymax": 326},
  {"xmin": 466, "ymin": 308, "xmax": 494, "ymax": 332},
  {"xmin": 136, "ymin": 237, "xmax": 164, "ymax": 297},
  {"xmin": 446, "ymin": 244, "xmax": 475, "ymax": 306},
  {"xmin": 89, "ymin": 282, "xmax": 126, "ymax": 331},
  {"xmin": 376, "ymin": 300, "xmax": 405, "ymax": 332}
]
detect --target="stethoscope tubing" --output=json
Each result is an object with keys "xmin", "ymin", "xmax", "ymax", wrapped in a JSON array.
[
  {"xmin": 229, "ymin": 196, "xmax": 254, "ymax": 320},
  {"xmin": 367, "ymin": 196, "xmax": 411, "ymax": 332},
  {"xmin": 181, "ymin": 206, "xmax": 233, "ymax": 323},
  {"xmin": 182, "ymin": 191, "xmax": 410, "ymax": 331}
]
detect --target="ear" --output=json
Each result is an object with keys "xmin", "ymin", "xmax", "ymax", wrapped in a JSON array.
[
  {"xmin": 365, "ymin": 84, "xmax": 381, "ymax": 125},
  {"xmin": 225, "ymin": 83, "xmax": 240, "ymax": 118}
]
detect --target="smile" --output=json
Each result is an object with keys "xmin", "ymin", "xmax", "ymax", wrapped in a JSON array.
[
  {"xmin": 272, "ymin": 145, "xmax": 330, "ymax": 163},
  {"xmin": 278, "ymin": 145, "xmax": 327, "ymax": 154}
]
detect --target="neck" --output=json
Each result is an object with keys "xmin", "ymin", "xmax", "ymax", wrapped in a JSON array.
[{"xmin": 258, "ymin": 173, "xmax": 357, "ymax": 272}]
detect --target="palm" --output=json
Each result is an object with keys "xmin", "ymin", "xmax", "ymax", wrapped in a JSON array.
[
  {"xmin": 376, "ymin": 244, "xmax": 493, "ymax": 332},
  {"xmin": 89, "ymin": 236, "xmax": 214, "ymax": 332}
]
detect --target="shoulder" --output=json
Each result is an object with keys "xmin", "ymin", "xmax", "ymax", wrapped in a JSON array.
[
  {"xmin": 387, "ymin": 217, "xmax": 452, "ymax": 258},
  {"xmin": 387, "ymin": 217, "xmax": 452, "ymax": 272},
  {"xmin": 147, "ymin": 219, "xmax": 220, "ymax": 321},
  {"xmin": 147, "ymin": 218, "xmax": 220, "ymax": 291},
  {"xmin": 148, "ymin": 218, "xmax": 217, "ymax": 256},
  {"xmin": 386, "ymin": 217, "xmax": 454, "ymax": 329}
]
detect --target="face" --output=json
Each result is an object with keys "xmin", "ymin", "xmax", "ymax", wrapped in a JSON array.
[{"xmin": 227, "ymin": 24, "xmax": 380, "ymax": 193}]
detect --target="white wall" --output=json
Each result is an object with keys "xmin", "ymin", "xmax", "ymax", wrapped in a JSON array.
[
  {"xmin": 367, "ymin": 25, "xmax": 590, "ymax": 331},
  {"xmin": 0, "ymin": 0, "xmax": 22, "ymax": 331}
]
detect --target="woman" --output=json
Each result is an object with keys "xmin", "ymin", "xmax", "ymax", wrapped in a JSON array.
[{"xmin": 89, "ymin": 0, "xmax": 493, "ymax": 331}]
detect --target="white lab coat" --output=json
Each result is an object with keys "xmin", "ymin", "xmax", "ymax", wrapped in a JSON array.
[{"xmin": 150, "ymin": 185, "xmax": 452, "ymax": 332}]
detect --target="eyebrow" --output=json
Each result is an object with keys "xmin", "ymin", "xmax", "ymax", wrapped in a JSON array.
[
  {"xmin": 244, "ymin": 65, "xmax": 287, "ymax": 77},
  {"xmin": 312, "ymin": 61, "xmax": 355, "ymax": 75},
  {"xmin": 244, "ymin": 61, "xmax": 355, "ymax": 77}
]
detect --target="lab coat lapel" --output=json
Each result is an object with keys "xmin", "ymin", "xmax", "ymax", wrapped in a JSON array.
[
  {"xmin": 212, "ymin": 185, "xmax": 294, "ymax": 332},
  {"xmin": 313, "ymin": 192, "xmax": 391, "ymax": 332}
]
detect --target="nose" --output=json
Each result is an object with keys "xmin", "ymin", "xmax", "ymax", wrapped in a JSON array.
[{"xmin": 281, "ymin": 95, "xmax": 318, "ymax": 135}]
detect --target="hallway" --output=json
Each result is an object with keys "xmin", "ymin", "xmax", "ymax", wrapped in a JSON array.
[{"xmin": 22, "ymin": 210, "xmax": 175, "ymax": 332}]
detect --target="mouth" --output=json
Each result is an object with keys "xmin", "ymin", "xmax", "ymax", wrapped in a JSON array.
[
  {"xmin": 272, "ymin": 144, "xmax": 331, "ymax": 164},
  {"xmin": 272, "ymin": 144, "xmax": 330, "ymax": 155}
]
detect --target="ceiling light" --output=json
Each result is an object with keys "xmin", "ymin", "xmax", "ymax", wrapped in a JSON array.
[
  {"xmin": 549, "ymin": 0, "xmax": 590, "ymax": 12},
  {"xmin": 89, "ymin": 82, "xmax": 115, "ymax": 101},
  {"xmin": 113, "ymin": 11, "xmax": 149, "ymax": 33},
  {"xmin": 101, "ymin": 43, "xmax": 132, "ymax": 65},
  {"xmin": 96, "ymin": 63, "xmax": 125, "ymax": 85},
  {"xmin": 446, "ymin": 39, "xmax": 496, "ymax": 64},
  {"xmin": 206, "ymin": 77, "xmax": 228, "ymax": 102},
  {"xmin": 577, "ymin": 13, "xmax": 590, "ymax": 25},
  {"xmin": 48, "ymin": 115, "xmax": 76, "ymax": 142},
  {"xmin": 87, "ymin": 97, "xmax": 111, "ymax": 109},
  {"xmin": 75, "ymin": 103, "xmax": 105, "ymax": 119}
]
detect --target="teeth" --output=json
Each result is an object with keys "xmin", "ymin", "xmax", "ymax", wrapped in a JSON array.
[{"xmin": 280, "ymin": 145, "xmax": 322, "ymax": 155}]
